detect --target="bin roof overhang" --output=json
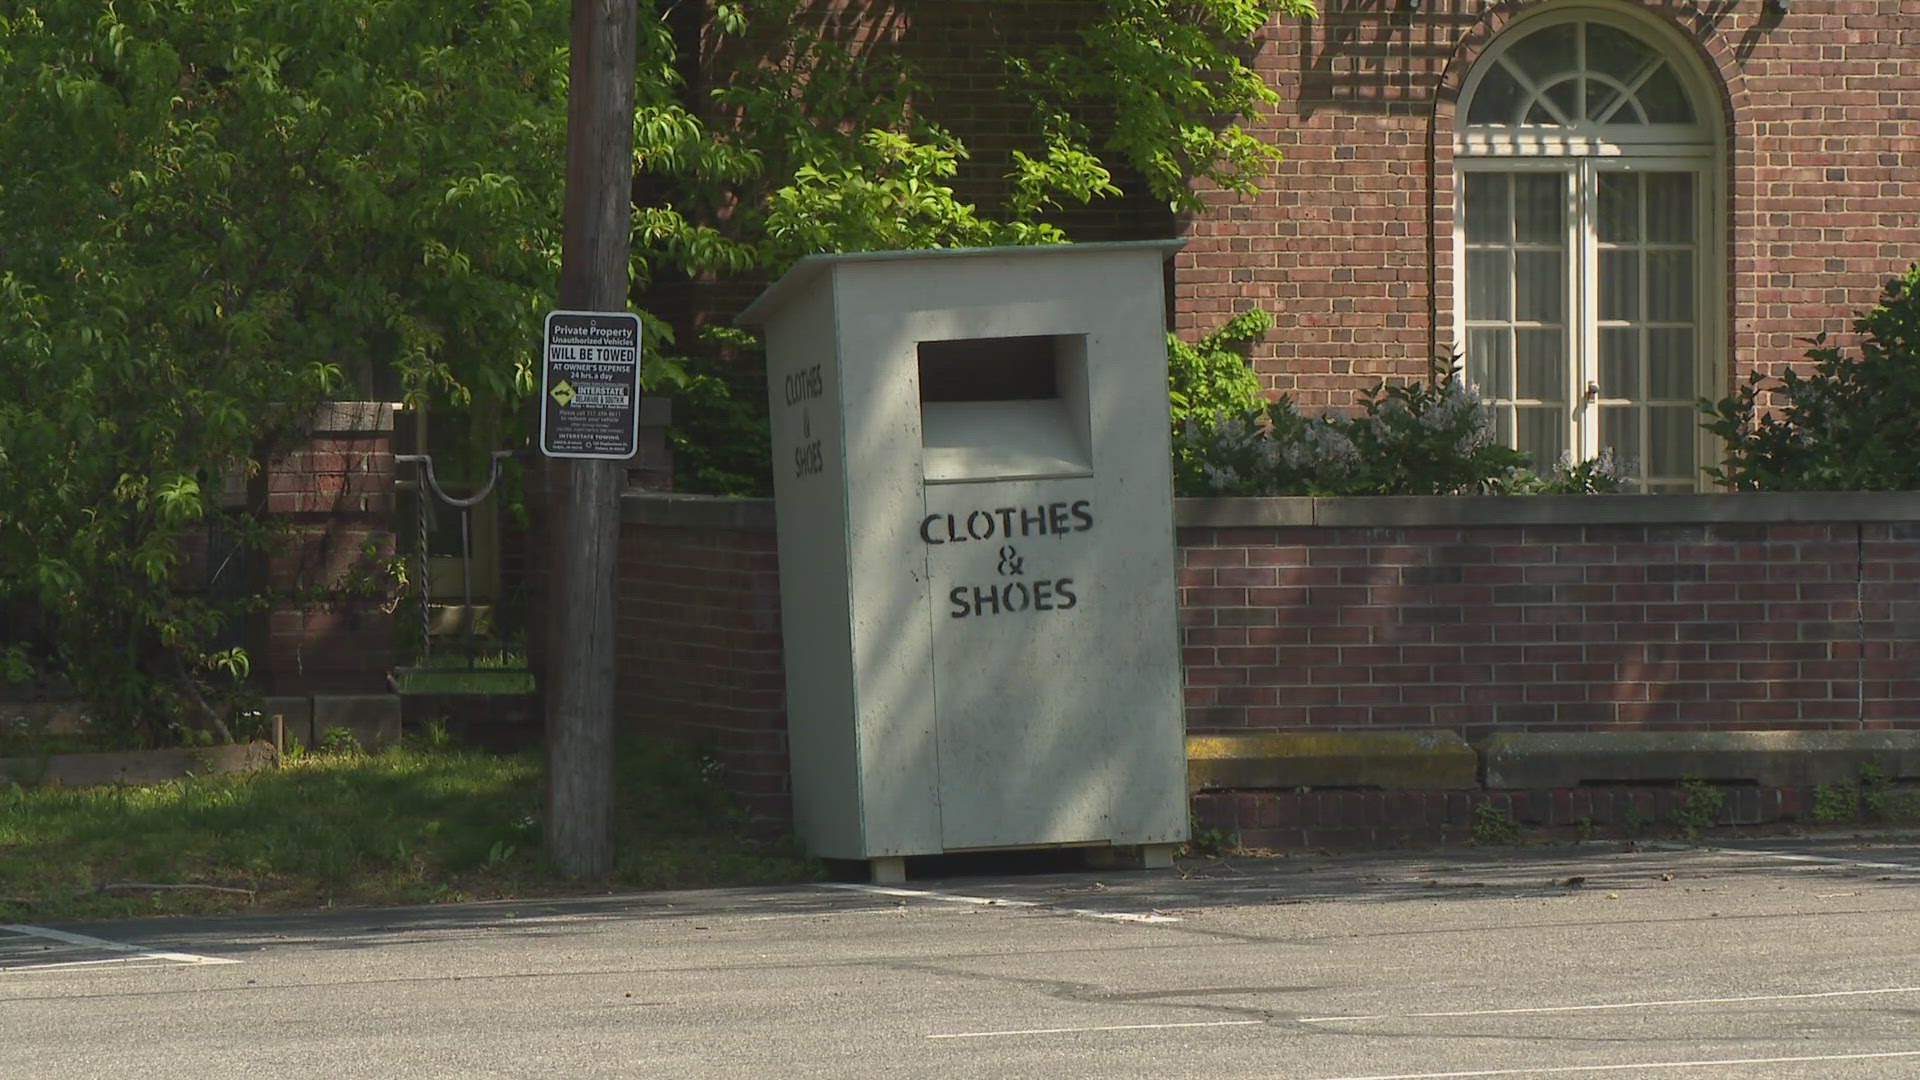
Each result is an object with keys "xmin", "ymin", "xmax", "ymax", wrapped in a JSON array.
[{"xmin": 734, "ymin": 239, "xmax": 1188, "ymax": 328}]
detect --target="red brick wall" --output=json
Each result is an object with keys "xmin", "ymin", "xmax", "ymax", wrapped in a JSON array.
[
  {"xmin": 1178, "ymin": 514, "xmax": 1920, "ymax": 738},
  {"xmin": 620, "ymin": 495, "xmax": 1920, "ymax": 830},
  {"xmin": 1175, "ymin": 0, "xmax": 1920, "ymax": 409},
  {"xmin": 250, "ymin": 403, "xmax": 397, "ymax": 694},
  {"xmin": 615, "ymin": 515, "xmax": 791, "ymax": 821}
]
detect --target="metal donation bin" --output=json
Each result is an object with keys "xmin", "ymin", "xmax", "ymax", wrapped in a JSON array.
[{"xmin": 738, "ymin": 242, "xmax": 1188, "ymax": 882}]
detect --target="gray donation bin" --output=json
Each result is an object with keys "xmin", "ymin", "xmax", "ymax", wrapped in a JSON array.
[{"xmin": 738, "ymin": 241, "xmax": 1188, "ymax": 883}]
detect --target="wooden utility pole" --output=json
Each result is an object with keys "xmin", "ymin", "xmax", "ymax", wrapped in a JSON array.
[{"xmin": 546, "ymin": 0, "xmax": 638, "ymax": 879}]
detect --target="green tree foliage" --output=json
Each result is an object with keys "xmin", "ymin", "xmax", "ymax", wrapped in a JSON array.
[
  {"xmin": 1702, "ymin": 265, "xmax": 1920, "ymax": 490},
  {"xmin": 640, "ymin": 0, "xmax": 1313, "ymax": 494},
  {"xmin": 0, "ymin": 0, "xmax": 570, "ymax": 743},
  {"xmin": 1, "ymin": 0, "xmax": 1311, "ymax": 742},
  {"xmin": 1168, "ymin": 308, "xmax": 1271, "ymax": 426}
]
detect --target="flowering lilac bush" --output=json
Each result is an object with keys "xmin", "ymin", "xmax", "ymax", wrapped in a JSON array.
[{"xmin": 1174, "ymin": 373, "xmax": 1628, "ymax": 496}]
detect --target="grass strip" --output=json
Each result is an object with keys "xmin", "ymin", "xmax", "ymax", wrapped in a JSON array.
[{"xmin": 0, "ymin": 737, "xmax": 820, "ymax": 921}]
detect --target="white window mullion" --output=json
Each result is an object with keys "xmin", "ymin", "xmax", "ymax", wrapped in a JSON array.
[
  {"xmin": 1691, "ymin": 170, "xmax": 1713, "ymax": 489},
  {"xmin": 1572, "ymin": 160, "xmax": 1600, "ymax": 463}
]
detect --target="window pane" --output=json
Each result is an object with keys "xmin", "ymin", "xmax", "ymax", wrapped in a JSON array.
[
  {"xmin": 1647, "ymin": 252, "xmax": 1694, "ymax": 321},
  {"xmin": 1586, "ymin": 78, "xmax": 1624, "ymax": 123},
  {"xmin": 1507, "ymin": 22, "xmax": 1577, "ymax": 86},
  {"xmin": 1514, "ymin": 174, "xmax": 1562, "ymax": 243},
  {"xmin": 1466, "ymin": 251, "xmax": 1511, "ymax": 320},
  {"xmin": 1645, "ymin": 173, "xmax": 1694, "ymax": 242},
  {"xmin": 1597, "ymin": 173, "xmax": 1639, "ymax": 243},
  {"xmin": 1467, "ymin": 328, "xmax": 1512, "ymax": 399},
  {"xmin": 1600, "ymin": 406, "xmax": 1642, "ymax": 479},
  {"xmin": 1515, "ymin": 251, "xmax": 1563, "ymax": 321},
  {"xmin": 1638, "ymin": 65, "xmax": 1695, "ymax": 122},
  {"xmin": 1464, "ymin": 174, "xmax": 1510, "ymax": 242},
  {"xmin": 1648, "ymin": 328, "xmax": 1693, "ymax": 398},
  {"xmin": 1543, "ymin": 79, "xmax": 1580, "ymax": 125},
  {"xmin": 1515, "ymin": 327, "xmax": 1566, "ymax": 401},
  {"xmin": 1599, "ymin": 328, "xmax": 1640, "ymax": 398},
  {"xmin": 1598, "ymin": 250, "xmax": 1640, "ymax": 321},
  {"xmin": 1585, "ymin": 24, "xmax": 1656, "ymax": 87},
  {"xmin": 1649, "ymin": 406, "xmax": 1696, "ymax": 478},
  {"xmin": 1468, "ymin": 63, "xmax": 1525, "ymax": 124},
  {"xmin": 1517, "ymin": 406, "xmax": 1566, "ymax": 469}
]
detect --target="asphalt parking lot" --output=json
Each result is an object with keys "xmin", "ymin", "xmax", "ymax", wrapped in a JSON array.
[{"xmin": 5, "ymin": 834, "xmax": 1920, "ymax": 1079}]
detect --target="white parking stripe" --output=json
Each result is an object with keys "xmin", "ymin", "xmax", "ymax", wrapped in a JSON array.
[
  {"xmin": 1, "ymin": 924, "xmax": 240, "ymax": 966},
  {"xmin": 1308, "ymin": 1049, "xmax": 1920, "ymax": 1080},
  {"xmin": 813, "ymin": 882, "xmax": 1180, "ymax": 923},
  {"xmin": 930, "ymin": 1019, "xmax": 1263, "ymax": 1039},
  {"xmin": 1655, "ymin": 842, "xmax": 1920, "ymax": 873},
  {"xmin": 0, "ymin": 956, "xmax": 182, "ymax": 974},
  {"xmin": 1298, "ymin": 984, "xmax": 1920, "ymax": 1023}
]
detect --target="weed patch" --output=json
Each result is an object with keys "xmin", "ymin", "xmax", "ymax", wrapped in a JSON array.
[
  {"xmin": 1471, "ymin": 803, "xmax": 1521, "ymax": 845},
  {"xmin": 1810, "ymin": 761, "xmax": 1920, "ymax": 827},
  {"xmin": 1674, "ymin": 778, "xmax": 1727, "ymax": 841}
]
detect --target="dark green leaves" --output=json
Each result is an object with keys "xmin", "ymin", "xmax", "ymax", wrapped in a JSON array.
[{"xmin": 1702, "ymin": 265, "xmax": 1920, "ymax": 491}]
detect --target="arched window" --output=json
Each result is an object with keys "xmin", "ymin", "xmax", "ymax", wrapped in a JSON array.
[{"xmin": 1456, "ymin": 9, "xmax": 1721, "ymax": 491}]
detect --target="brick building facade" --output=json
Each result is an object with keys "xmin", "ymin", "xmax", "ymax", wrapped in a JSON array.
[
  {"xmin": 604, "ymin": 1, "xmax": 1920, "ymax": 842},
  {"xmin": 1175, "ymin": 0, "xmax": 1918, "ymax": 424}
]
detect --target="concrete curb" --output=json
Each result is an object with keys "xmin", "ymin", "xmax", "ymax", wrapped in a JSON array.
[{"xmin": 0, "ymin": 741, "xmax": 278, "ymax": 787}]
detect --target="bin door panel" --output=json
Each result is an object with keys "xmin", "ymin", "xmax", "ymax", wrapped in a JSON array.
[{"xmin": 923, "ymin": 484, "xmax": 1113, "ymax": 850}]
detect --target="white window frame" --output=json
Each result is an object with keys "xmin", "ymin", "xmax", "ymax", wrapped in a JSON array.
[{"xmin": 1453, "ymin": 5, "xmax": 1726, "ymax": 490}]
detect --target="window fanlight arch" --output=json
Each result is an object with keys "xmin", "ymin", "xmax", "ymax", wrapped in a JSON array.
[{"xmin": 1456, "ymin": 7, "xmax": 1715, "ymax": 156}]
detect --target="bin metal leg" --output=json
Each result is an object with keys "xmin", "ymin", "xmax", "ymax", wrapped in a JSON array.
[
  {"xmin": 1086, "ymin": 843, "xmax": 1178, "ymax": 871},
  {"xmin": 1137, "ymin": 842, "xmax": 1177, "ymax": 870},
  {"xmin": 868, "ymin": 857, "xmax": 907, "ymax": 885}
]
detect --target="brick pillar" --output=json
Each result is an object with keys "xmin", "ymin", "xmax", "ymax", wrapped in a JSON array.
[{"xmin": 251, "ymin": 402, "xmax": 398, "ymax": 695}]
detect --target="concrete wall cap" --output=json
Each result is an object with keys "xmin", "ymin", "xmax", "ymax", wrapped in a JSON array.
[{"xmin": 1176, "ymin": 492, "xmax": 1920, "ymax": 528}]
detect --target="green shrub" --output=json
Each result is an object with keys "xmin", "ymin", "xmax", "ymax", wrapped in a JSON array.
[
  {"xmin": 1174, "ymin": 369, "xmax": 1627, "ymax": 497},
  {"xmin": 1702, "ymin": 265, "xmax": 1920, "ymax": 490}
]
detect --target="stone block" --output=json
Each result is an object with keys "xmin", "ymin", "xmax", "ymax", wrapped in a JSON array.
[
  {"xmin": 1482, "ymin": 730, "xmax": 1920, "ymax": 789},
  {"xmin": 311, "ymin": 693, "xmax": 402, "ymax": 750},
  {"xmin": 1186, "ymin": 731, "xmax": 1478, "ymax": 792},
  {"xmin": 260, "ymin": 695, "xmax": 315, "ymax": 748}
]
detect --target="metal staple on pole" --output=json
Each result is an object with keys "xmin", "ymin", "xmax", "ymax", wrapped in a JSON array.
[
  {"xmin": 416, "ymin": 464, "xmax": 431, "ymax": 662},
  {"xmin": 396, "ymin": 451, "xmax": 514, "ymax": 669}
]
